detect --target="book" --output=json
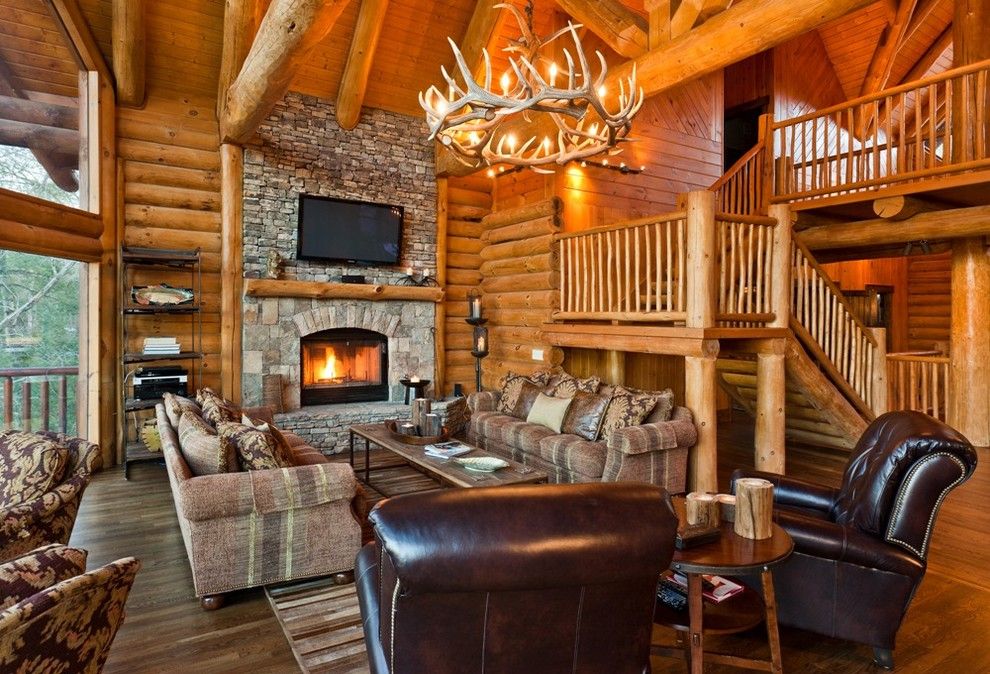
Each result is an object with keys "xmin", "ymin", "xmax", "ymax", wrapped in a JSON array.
[
  {"xmin": 656, "ymin": 582, "xmax": 688, "ymax": 611},
  {"xmin": 424, "ymin": 441, "xmax": 473, "ymax": 459},
  {"xmin": 662, "ymin": 571, "xmax": 745, "ymax": 603}
]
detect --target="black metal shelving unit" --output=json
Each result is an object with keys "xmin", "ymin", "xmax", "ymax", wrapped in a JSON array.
[{"xmin": 119, "ymin": 247, "xmax": 202, "ymax": 479}]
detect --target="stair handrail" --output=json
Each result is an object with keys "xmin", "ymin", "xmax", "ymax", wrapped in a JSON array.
[
  {"xmin": 886, "ymin": 352, "xmax": 951, "ymax": 422},
  {"xmin": 790, "ymin": 239, "xmax": 884, "ymax": 418},
  {"xmin": 710, "ymin": 140, "xmax": 768, "ymax": 216}
]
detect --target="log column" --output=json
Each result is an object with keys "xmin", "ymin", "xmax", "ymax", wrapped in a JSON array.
[
  {"xmin": 685, "ymin": 347, "xmax": 719, "ymax": 492},
  {"xmin": 220, "ymin": 144, "xmax": 244, "ymax": 403},
  {"xmin": 949, "ymin": 0, "xmax": 990, "ymax": 444},
  {"xmin": 434, "ymin": 178, "xmax": 448, "ymax": 399},
  {"xmin": 755, "ymin": 343, "xmax": 786, "ymax": 474}
]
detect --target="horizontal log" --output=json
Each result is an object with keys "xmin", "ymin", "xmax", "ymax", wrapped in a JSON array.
[
  {"xmin": 490, "ymin": 342, "xmax": 564, "ymax": 366},
  {"xmin": 449, "ymin": 203, "xmax": 489, "ymax": 221},
  {"xmin": 448, "ymin": 219, "xmax": 487, "ymax": 238},
  {"xmin": 124, "ymin": 204, "xmax": 221, "ymax": 232},
  {"xmin": 0, "ymin": 95, "xmax": 78, "ymax": 129},
  {"xmin": 449, "ymin": 185, "xmax": 492, "ymax": 210},
  {"xmin": 482, "ymin": 198, "xmax": 562, "ymax": 230},
  {"xmin": 124, "ymin": 161, "xmax": 221, "ymax": 191},
  {"xmin": 0, "ymin": 218, "xmax": 102, "ymax": 261},
  {"xmin": 445, "ymin": 333, "xmax": 475, "ymax": 350},
  {"xmin": 481, "ymin": 252, "xmax": 557, "ymax": 277},
  {"xmin": 481, "ymin": 271, "xmax": 559, "ymax": 293},
  {"xmin": 0, "ymin": 118, "xmax": 79, "ymax": 156},
  {"xmin": 243, "ymin": 279, "xmax": 444, "ymax": 302},
  {"xmin": 489, "ymin": 289, "xmax": 560, "ymax": 310},
  {"xmin": 450, "ymin": 174, "xmax": 494, "ymax": 193},
  {"xmin": 125, "ymin": 183, "xmax": 221, "ymax": 211},
  {"xmin": 0, "ymin": 190, "xmax": 103, "ymax": 239},
  {"xmin": 483, "ymin": 215, "xmax": 561, "ymax": 244},
  {"xmin": 447, "ymin": 237, "xmax": 486, "ymax": 254},
  {"xmin": 785, "ymin": 428, "xmax": 855, "ymax": 450},
  {"xmin": 447, "ymin": 252, "xmax": 482, "ymax": 269},
  {"xmin": 489, "ymin": 325, "xmax": 543, "ymax": 344},
  {"xmin": 118, "ymin": 138, "xmax": 220, "ymax": 171},
  {"xmin": 446, "ymin": 350, "xmax": 479, "ymax": 367},
  {"xmin": 446, "ymin": 268, "xmax": 481, "ymax": 286},
  {"xmin": 480, "ymin": 234, "xmax": 555, "ymax": 261},
  {"xmin": 799, "ymin": 205, "xmax": 990, "ymax": 250},
  {"xmin": 486, "ymin": 309, "xmax": 549, "ymax": 328}
]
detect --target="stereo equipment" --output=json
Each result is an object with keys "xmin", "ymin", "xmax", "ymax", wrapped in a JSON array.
[{"xmin": 133, "ymin": 366, "xmax": 188, "ymax": 400}]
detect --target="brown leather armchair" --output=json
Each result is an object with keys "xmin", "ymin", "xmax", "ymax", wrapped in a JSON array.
[
  {"xmin": 356, "ymin": 482, "xmax": 678, "ymax": 674},
  {"xmin": 731, "ymin": 411, "xmax": 977, "ymax": 669}
]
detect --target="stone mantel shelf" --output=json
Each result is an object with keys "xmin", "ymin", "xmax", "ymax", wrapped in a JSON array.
[{"xmin": 243, "ymin": 278, "xmax": 445, "ymax": 303}]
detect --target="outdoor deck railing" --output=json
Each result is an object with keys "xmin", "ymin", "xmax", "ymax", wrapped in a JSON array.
[{"xmin": 0, "ymin": 366, "xmax": 79, "ymax": 434}]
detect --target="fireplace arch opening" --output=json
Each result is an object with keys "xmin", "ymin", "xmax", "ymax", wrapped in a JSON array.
[{"xmin": 300, "ymin": 328, "xmax": 388, "ymax": 405}]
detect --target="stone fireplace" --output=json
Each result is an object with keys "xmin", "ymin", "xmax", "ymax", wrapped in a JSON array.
[{"xmin": 300, "ymin": 328, "xmax": 388, "ymax": 405}]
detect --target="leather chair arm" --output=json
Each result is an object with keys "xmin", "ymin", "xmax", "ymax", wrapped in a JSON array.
[
  {"xmin": 731, "ymin": 468, "xmax": 837, "ymax": 514},
  {"xmin": 775, "ymin": 510, "xmax": 925, "ymax": 579},
  {"xmin": 355, "ymin": 543, "xmax": 388, "ymax": 674}
]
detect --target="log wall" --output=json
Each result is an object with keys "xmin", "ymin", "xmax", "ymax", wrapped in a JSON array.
[
  {"xmin": 564, "ymin": 348, "xmax": 686, "ymax": 403},
  {"xmin": 443, "ymin": 174, "xmax": 491, "ymax": 395},
  {"xmin": 907, "ymin": 251, "xmax": 951, "ymax": 351},
  {"xmin": 821, "ymin": 257, "xmax": 909, "ymax": 352}
]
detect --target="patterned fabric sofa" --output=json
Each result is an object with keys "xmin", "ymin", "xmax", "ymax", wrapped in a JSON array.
[
  {"xmin": 155, "ymin": 397, "xmax": 366, "ymax": 609},
  {"xmin": 0, "ymin": 430, "xmax": 103, "ymax": 562},
  {"xmin": 0, "ymin": 543, "xmax": 139, "ymax": 673},
  {"xmin": 466, "ymin": 373, "xmax": 695, "ymax": 491}
]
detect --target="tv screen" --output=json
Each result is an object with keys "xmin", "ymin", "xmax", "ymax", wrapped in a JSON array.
[{"xmin": 297, "ymin": 194, "xmax": 403, "ymax": 265}]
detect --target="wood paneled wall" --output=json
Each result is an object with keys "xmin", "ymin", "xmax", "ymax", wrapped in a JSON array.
[
  {"xmin": 564, "ymin": 348, "xmax": 686, "ymax": 404},
  {"xmin": 907, "ymin": 251, "xmax": 951, "ymax": 352},
  {"xmin": 821, "ymin": 257, "xmax": 909, "ymax": 352},
  {"xmin": 443, "ymin": 175, "xmax": 490, "ymax": 395}
]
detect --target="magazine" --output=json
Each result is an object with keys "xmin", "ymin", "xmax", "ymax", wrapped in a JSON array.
[
  {"xmin": 661, "ymin": 571, "xmax": 745, "ymax": 603},
  {"xmin": 424, "ymin": 441, "xmax": 473, "ymax": 459}
]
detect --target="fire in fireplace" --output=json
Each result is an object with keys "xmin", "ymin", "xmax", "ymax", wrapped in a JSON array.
[{"xmin": 300, "ymin": 328, "xmax": 388, "ymax": 405}]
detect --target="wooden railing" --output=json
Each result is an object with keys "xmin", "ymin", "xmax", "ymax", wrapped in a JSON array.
[
  {"xmin": 716, "ymin": 214, "xmax": 777, "ymax": 324},
  {"xmin": 887, "ymin": 352, "xmax": 951, "ymax": 422},
  {"xmin": 791, "ymin": 241, "xmax": 885, "ymax": 417},
  {"xmin": 557, "ymin": 212, "xmax": 688, "ymax": 322},
  {"xmin": 712, "ymin": 142, "xmax": 768, "ymax": 215},
  {"xmin": 0, "ymin": 367, "xmax": 79, "ymax": 434},
  {"xmin": 771, "ymin": 59, "xmax": 990, "ymax": 201}
]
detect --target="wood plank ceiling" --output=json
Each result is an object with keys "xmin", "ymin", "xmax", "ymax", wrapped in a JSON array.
[{"xmin": 0, "ymin": 0, "xmax": 81, "ymax": 104}]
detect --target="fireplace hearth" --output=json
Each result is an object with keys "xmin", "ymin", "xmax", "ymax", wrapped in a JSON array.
[{"xmin": 300, "ymin": 328, "xmax": 388, "ymax": 405}]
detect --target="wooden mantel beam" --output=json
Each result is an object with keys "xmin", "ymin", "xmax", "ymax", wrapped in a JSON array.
[
  {"xmin": 220, "ymin": 0, "xmax": 349, "ymax": 144},
  {"xmin": 112, "ymin": 0, "xmax": 145, "ymax": 107},
  {"xmin": 798, "ymin": 204, "xmax": 990, "ymax": 251},
  {"xmin": 553, "ymin": 0, "xmax": 649, "ymax": 59},
  {"xmin": 336, "ymin": 0, "xmax": 389, "ymax": 130}
]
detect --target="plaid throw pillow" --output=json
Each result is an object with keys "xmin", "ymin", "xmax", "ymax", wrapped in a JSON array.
[{"xmin": 177, "ymin": 412, "xmax": 230, "ymax": 475}]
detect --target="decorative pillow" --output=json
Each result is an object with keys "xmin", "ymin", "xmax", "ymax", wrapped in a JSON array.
[
  {"xmin": 163, "ymin": 392, "xmax": 201, "ymax": 427},
  {"xmin": 0, "ymin": 543, "xmax": 87, "ymax": 610},
  {"xmin": 241, "ymin": 413, "xmax": 296, "ymax": 464},
  {"xmin": 544, "ymin": 374, "xmax": 602, "ymax": 398},
  {"xmin": 218, "ymin": 422, "xmax": 294, "ymax": 471},
  {"xmin": 618, "ymin": 385, "xmax": 675, "ymax": 424},
  {"xmin": 496, "ymin": 371, "xmax": 552, "ymax": 416},
  {"xmin": 511, "ymin": 380, "xmax": 546, "ymax": 420},
  {"xmin": 177, "ymin": 412, "xmax": 230, "ymax": 476},
  {"xmin": 0, "ymin": 430, "xmax": 69, "ymax": 508},
  {"xmin": 597, "ymin": 388, "xmax": 658, "ymax": 443},
  {"xmin": 561, "ymin": 392, "xmax": 611, "ymax": 441},
  {"xmin": 198, "ymin": 389, "xmax": 240, "ymax": 427},
  {"xmin": 526, "ymin": 393, "xmax": 574, "ymax": 433}
]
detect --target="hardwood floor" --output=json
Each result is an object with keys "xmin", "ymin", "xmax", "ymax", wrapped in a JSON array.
[{"xmin": 71, "ymin": 422, "xmax": 988, "ymax": 673}]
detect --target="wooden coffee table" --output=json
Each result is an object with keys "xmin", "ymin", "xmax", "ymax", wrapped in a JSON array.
[
  {"xmin": 348, "ymin": 423, "xmax": 548, "ymax": 495},
  {"xmin": 653, "ymin": 496, "xmax": 793, "ymax": 674}
]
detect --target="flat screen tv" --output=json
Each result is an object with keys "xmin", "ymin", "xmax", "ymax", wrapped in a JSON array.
[{"xmin": 297, "ymin": 194, "xmax": 403, "ymax": 265}]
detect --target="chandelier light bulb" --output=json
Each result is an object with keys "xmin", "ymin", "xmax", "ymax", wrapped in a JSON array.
[
  {"xmin": 549, "ymin": 62, "xmax": 558, "ymax": 87},
  {"xmin": 487, "ymin": 168, "xmax": 496, "ymax": 178},
  {"xmin": 507, "ymin": 133, "xmax": 517, "ymax": 151},
  {"xmin": 598, "ymin": 85, "xmax": 607, "ymax": 98},
  {"xmin": 500, "ymin": 72, "xmax": 511, "ymax": 95}
]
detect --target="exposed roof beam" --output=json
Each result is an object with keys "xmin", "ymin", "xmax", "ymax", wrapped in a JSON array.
[
  {"xmin": 901, "ymin": 24, "xmax": 952, "ymax": 83},
  {"xmin": 553, "ymin": 0, "xmax": 648, "ymax": 58},
  {"xmin": 798, "ymin": 204, "xmax": 990, "ymax": 251},
  {"xmin": 901, "ymin": 0, "xmax": 944, "ymax": 47},
  {"xmin": 217, "ymin": 0, "xmax": 257, "ymax": 118},
  {"xmin": 0, "ymin": 118, "xmax": 79, "ymax": 155},
  {"xmin": 336, "ymin": 0, "xmax": 389, "ymax": 130},
  {"xmin": 670, "ymin": 0, "xmax": 704, "ymax": 39},
  {"xmin": 698, "ymin": 0, "xmax": 733, "ymax": 23},
  {"xmin": 0, "ymin": 55, "xmax": 78, "ymax": 191},
  {"xmin": 112, "ymin": 0, "xmax": 145, "ymax": 107},
  {"xmin": 220, "ymin": 0, "xmax": 350, "ymax": 144},
  {"xmin": 643, "ymin": 0, "xmax": 672, "ymax": 48},
  {"xmin": 459, "ymin": 0, "xmax": 508, "ymax": 79},
  {"xmin": 0, "ymin": 96, "xmax": 78, "ymax": 129},
  {"xmin": 859, "ymin": 0, "xmax": 919, "ymax": 97}
]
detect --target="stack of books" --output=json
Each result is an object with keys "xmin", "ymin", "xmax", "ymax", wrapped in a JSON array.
[
  {"xmin": 424, "ymin": 441, "xmax": 473, "ymax": 460},
  {"xmin": 659, "ymin": 571, "xmax": 745, "ymax": 604},
  {"xmin": 143, "ymin": 337, "xmax": 180, "ymax": 355}
]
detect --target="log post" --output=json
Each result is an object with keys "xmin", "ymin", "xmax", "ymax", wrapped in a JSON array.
[
  {"xmin": 685, "ymin": 349, "xmax": 718, "ymax": 492},
  {"xmin": 868, "ymin": 327, "xmax": 888, "ymax": 415},
  {"xmin": 112, "ymin": 0, "xmax": 145, "ymax": 107},
  {"xmin": 336, "ymin": 0, "xmax": 390, "ymax": 130},
  {"xmin": 435, "ymin": 177, "xmax": 448, "ymax": 399},
  {"xmin": 949, "ymin": 238, "xmax": 990, "ymax": 445},
  {"xmin": 768, "ymin": 203, "xmax": 792, "ymax": 329},
  {"xmin": 220, "ymin": 144, "xmax": 244, "ymax": 403},
  {"xmin": 605, "ymin": 350, "xmax": 626, "ymax": 385},
  {"xmin": 755, "ymin": 346, "xmax": 786, "ymax": 474},
  {"xmin": 685, "ymin": 190, "xmax": 716, "ymax": 329}
]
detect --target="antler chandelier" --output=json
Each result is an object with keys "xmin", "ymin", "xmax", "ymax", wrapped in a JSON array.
[{"xmin": 419, "ymin": 1, "xmax": 644, "ymax": 172}]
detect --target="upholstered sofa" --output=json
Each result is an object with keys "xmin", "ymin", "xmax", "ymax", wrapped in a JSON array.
[
  {"xmin": 465, "ymin": 374, "xmax": 695, "ymax": 491},
  {"xmin": 155, "ymin": 398, "xmax": 366, "ymax": 609},
  {"xmin": 0, "ymin": 430, "xmax": 102, "ymax": 562}
]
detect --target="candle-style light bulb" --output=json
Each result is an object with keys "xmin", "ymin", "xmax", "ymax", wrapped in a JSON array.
[
  {"xmin": 542, "ymin": 136, "xmax": 551, "ymax": 153},
  {"xmin": 597, "ymin": 85, "xmax": 607, "ymax": 98},
  {"xmin": 487, "ymin": 168, "xmax": 496, "ymax": 178},
  {"xmin": 549, "ymin": 62, "xmax": 558, "ymax": 87},
  {"xmin": 506, "ymin": 133, "xmax": 517, "ymax": 152},
  {"xmin": 500, "ymin": 72, "xmax": 511, "ymax": 95}
]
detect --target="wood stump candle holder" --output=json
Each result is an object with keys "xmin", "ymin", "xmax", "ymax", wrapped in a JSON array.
[
  {"xmin": 717, "ymin": 494, "xmax": 737, "ymax": 522},
  {"xmin": 733, "ymin": 478, "xmax": 774, "ymax": 539},
  {"xmin": 685, "ymin": 492, "xmax": 721, "ymax": 528}
]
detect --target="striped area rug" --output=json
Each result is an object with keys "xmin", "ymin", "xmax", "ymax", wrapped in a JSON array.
[{"xmin": 266, "ymin": 579, "xmax": 369, "ymax": 674}]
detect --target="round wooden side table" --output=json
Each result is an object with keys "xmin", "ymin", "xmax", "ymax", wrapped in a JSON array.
[{"xmin": 653, "ymin": 496, "xmax": 794, "ymax": 674}]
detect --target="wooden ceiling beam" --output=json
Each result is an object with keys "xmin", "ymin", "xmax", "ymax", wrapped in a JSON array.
[
  {"xmin": 670, "ymin": 0, "xmax": 704, "ymax": 39},
  {"xmin": 217, "ymin": 0, "xmax": 258, "ymax": 118},
  {"xmin": 859, "ymin": 0, "xmax": 920, "ymax": 98},
  {"xmin": 459, "ymin": 0, "xmax": 508, "ymax": 80},
  {"xmin": 0, "ymin": 118, "xmax": 79, "ymax": 155},
  {"xmin": 698, "ymin": 0, "xmax": 732, "ymax": 22},
  {"xmin": 900, "ymin": 24, "xmax": 952, "ymax": 84},
  {"xmin": 553, "ymin": 0, "xmax": 649, "ymax": 58},
  {"xmin": 643, "ymin": 0, "xmax": 672, "ymax": 48},
  {"xmin": 0, "ymin": 55, "xmax": 78, "ymax": 191},
  {"xmin": 0, "ymin": 95, "xmax": 78, "ymax": 129},
  {"xmin": 798, "ymin": 204, "xmax": 990, "ymax": 250},
  {"xmin": 336, "ymin": 0, "xmax": 389, "ymax": 130},
  {"xmin": 112, "ymin": 0, "xmax": 145, "ymax": 107},
  {"xmin": 220, "ymin": 0, "xmax": 350, "ymax": 144},
  {"xmin": 902, "ymin": 0, "xmax": 944, "ymax": 47}
]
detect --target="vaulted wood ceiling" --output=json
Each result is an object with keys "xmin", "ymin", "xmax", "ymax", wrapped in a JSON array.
[{"xmin": 0, "ymin": 0, "xmax": 82, "ymax": 103}]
